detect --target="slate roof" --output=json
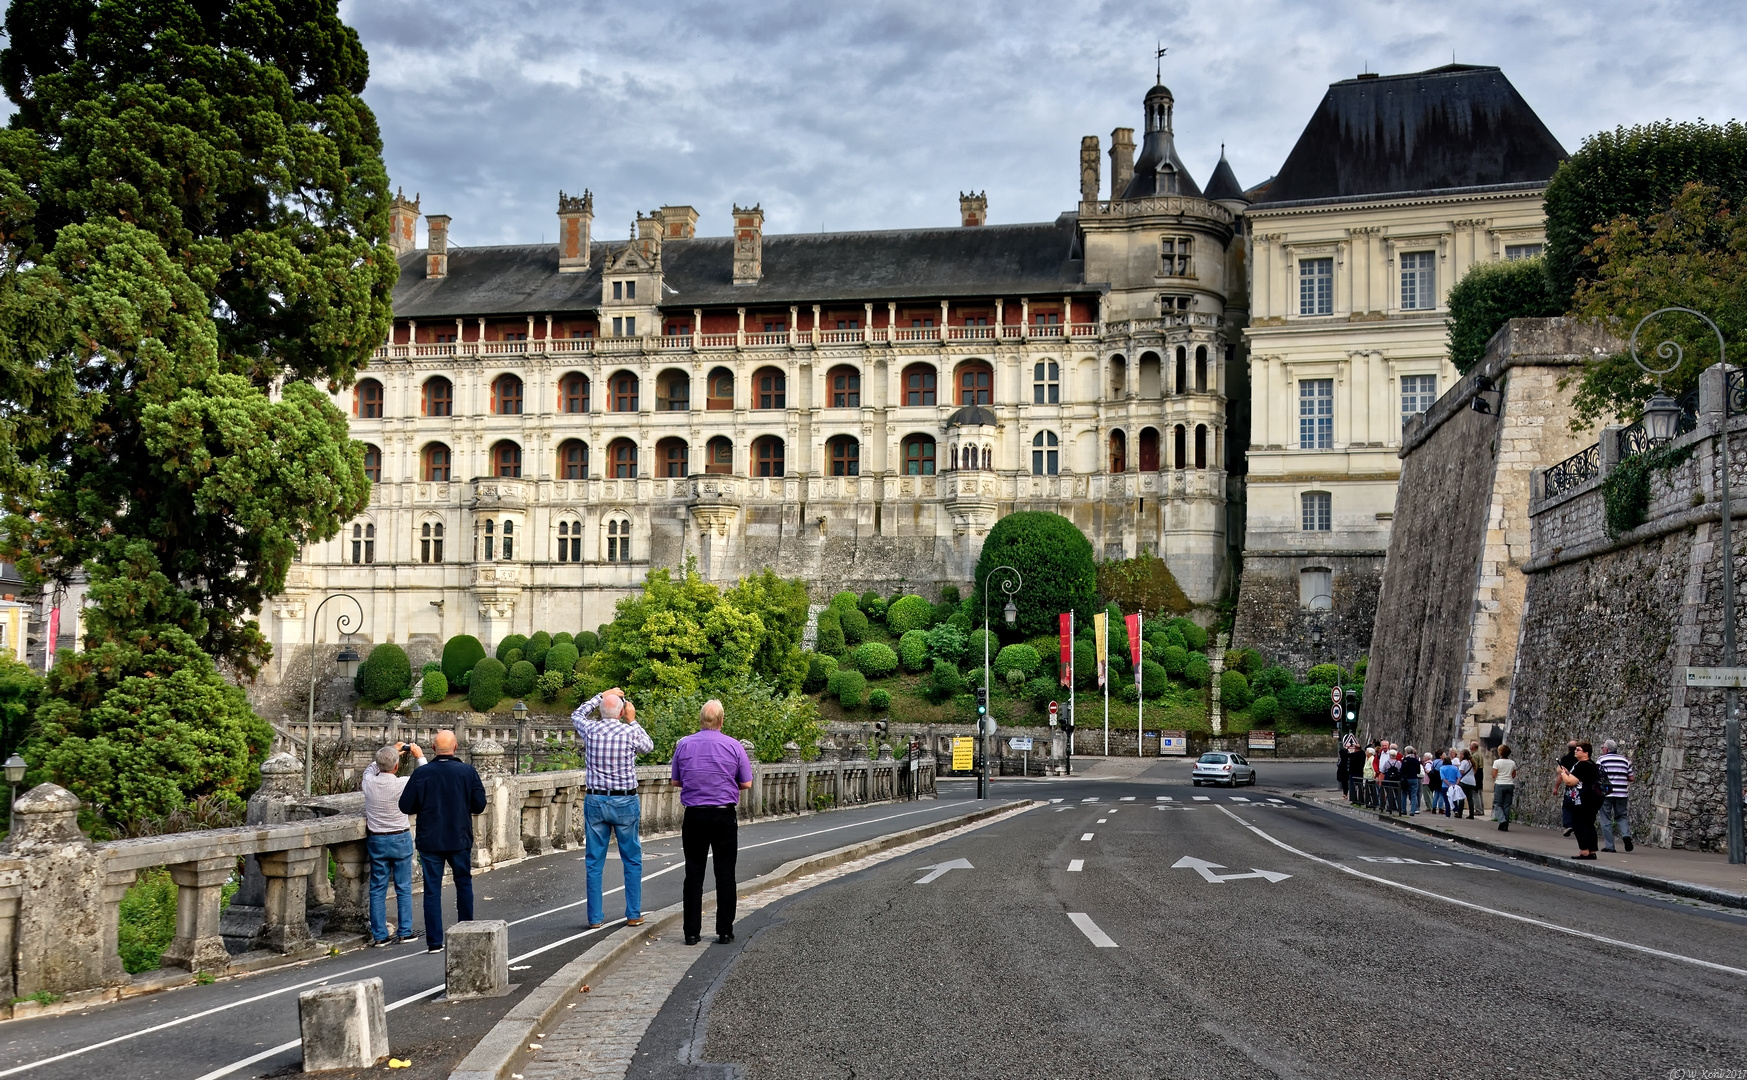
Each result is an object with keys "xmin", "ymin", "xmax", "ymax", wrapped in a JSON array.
[
  {"xmin": 1252, "ymin": 64, "xmax": 1566, "ymax": 208},
  {"xmin": 391, "ymin": 216, "xmax": 1091, "ymax": 318},
  {"xmin": 1204, "ymin": 151, "xmax": 1247, "ymax": 203},
  {"xmin": 1121, "ymin": 85, "xmax": 1202, "ymax": 200},
  {"xmin": 947, "ymin": 404, "xmax": 999, "ymax": 427}
]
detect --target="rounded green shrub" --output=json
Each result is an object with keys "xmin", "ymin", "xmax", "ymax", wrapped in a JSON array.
[
  {"xmin": 838, "ymin": 605, "xmax": 870, "ymax": 645},
  {"xmin": 898, "ymin": 630, "xmax": 930, "ymax": 672},
  {"xmin": 868, "ymin": 688, "xmax": 891, "ymax": 711},
  {"xmin": 1252, "ymin": 665, "xmax": 1295, "ymax": 697},
  {"xmin": 803, "ymin": 652, "xmax": 838, "ymax": 693},
  {"xmin": 1219, "ymin": 669, "xmax": 1253, "ymax": 711},
  {"xmin": 829, "ymin": 591, "xmax": 861, "ymax": 612},
  {"xmin": 859, "ymin": 592, "xmax": 886, "ymax": 621},
  {"xmin": 504, "ymin": 648, "xmax": 524, "ymax": 665},
  {"xmin": 495, "ymin": 634, "xmax": 529, "ymax": 662},
  {"xmin": 525, "ymin": 642, "xmax": 550, "ymax": 672},
  {"xmin": 357, "ymin": 643, "xmax": 411, "ymax": 703},
  {"xmin": 1166, "ymin": 617, "xmax": 1207, "ymax": 653},
  {"xmin": 1249, "ymin": 695, "xmax": 1281, "ymax": 725},
  {"xmin": 443, "ymin": 635, "xmax": 487, "ymax": 688},
  {"xmin": 1183, "ymin": 652, "xmax": 1212, "ymax": 688},
  {"xmin": 469, "ymin": 657, "xmax": 506, "ymax": 711},
  {"xmin": 947, "ymin": 611, "xmax": 973, "ymax": 632},
  {"xmin": 964, "ymin": 627, "xmax": 997, "ymax": 667},
  {"xmin": 1224, "ymin": 648, "xmax": 1264, "ymax": 676},
  {"xmin": 573, "ymin": 631, "xmax": 600, "ymax": 656},
  {"xmin": 1073, "ymin": 640, "xmax": 1097, "ymax": 689},
  {"xmin": 885, "ymin": 595, "xmax": 933, "ymax": 635},
  {"xmin": 528, "ymin": 631, "xmax": 552, "ymax": 651},
  {"xmin": 505, "ymin": 660, "xmax": 538, "ymax": 697},
  {"xmin": 1004, "ymin": 667, "xmax": 1025, "ymax": 688},
  {"xmin": 553, "ymin": 631, "xmax": 573, "ymax": 645},
  {"xmin": 419, "ymin": 670, "xmax": 449, "ymax": 704},
  {"xmin": 1140, "ymin": 658, "xmax": 1169, "ymax": 699},
  {"xmin": 1353, "ymin": 657, "xmax": 1369, "ymax": 680},
  {"xmin": 1161, "ymin": 644, "xmax": 1189, "ymax": 677},
  {"xmin": 536, "ymin": 670, "xmax": 565, "ymax": 703},
  {"xmin": 1119, "ymin": 683, "xmax": 1140, "ymax": 703},
  {"xmin": 815, "ymin": 611, "xmax": 846, "ymax": 656},
  {"xmin": 1023, "ymin": 676, "xmax": 1058, "ymax": 707},
  {"xmin": 853, "ymin": 641, "xmax": 899, "ymax": 678},
  {"xmin": 993, "ymin": 644, "xmax": 1041, "ymax": 680},
  {"xmin": 544, "ymin": 642, "xmax": 580, "ymax": 680},
  {"xmin": 1307, "ymin": 663, "xmax": 1344, "ymax": 686},
  {"xmin": 972, "ymin": 511, "xmax": 1097, "ymax": 639},
  {"xmin": 827, "ymin": 668, "xmax": 867, "ymax": 709},
  {"xmin": 422, "ymin": 661, "xmax": 443, "ymax": 677},
  {"xmin": 940, "ymin": 584, "xmax": 961, "ymax": 605},
  {"xmin": 926, "ymin": 659, "xmax": 964, "ymax": 702}
]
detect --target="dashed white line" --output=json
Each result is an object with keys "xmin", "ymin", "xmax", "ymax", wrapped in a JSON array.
[
  {"xmin": 1054, "ymin": 807, "xmax": 1072, "ymax": 812},
  {"xmin": 1230, "ymin": 796, "xmax": 1250, "ymax": 802},
  {"xmin": 1193, "ymin": 795, "xmax": 1211, "ymax": 802},
  {"xmin": 1050, "ymin": 798, "xmax": 1064, "ymax": 803},
  {"xmin": 1080, "ymin": 833, "xmax": 1095, "ymax": 841},
  {"xmin": 1267, "ymin": 798, "xmax": 1286, "ymax": 804},
  {"xmin": 1119, "ymin": 796, "xmax": 1135, "ymax": 802},
  {"xmin": 1096, "ymin": 818, "xmax": 1108, "ymax": 824},
  {"xmin": 1068, "ymin": 859, "xmax": 1084, "ymax": 872},
  {"xmin": 1067, "ymin": 912, "xmax": 1119, "ymax": 948},
  {"xmin": 1157, "ymin": 795, "xmax": 1173, "ymax": 801},
  {"xmin": 1081, "ymin": 797, "xmax": 1099, "ymax": 803}
]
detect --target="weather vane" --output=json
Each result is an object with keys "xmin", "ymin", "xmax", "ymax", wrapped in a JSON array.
[{"xmin": 1156, "ymin": 43, "xmax": 1167, "ymax": 83}]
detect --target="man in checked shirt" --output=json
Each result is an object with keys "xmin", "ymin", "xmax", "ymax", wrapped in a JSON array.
[{"xmin": 572, "ymin": 687, "xmax": 655, "ymax": 928}]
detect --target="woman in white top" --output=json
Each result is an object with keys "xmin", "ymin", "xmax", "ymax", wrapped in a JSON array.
[{"xmin": 1490, "ymin": 745, "xmax": 1518, "ymax": 831}]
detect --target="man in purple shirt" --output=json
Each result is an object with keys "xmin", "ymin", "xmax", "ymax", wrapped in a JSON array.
[{"xmin": 671, "ymin": 699, "xmax": 753, "ymax": 945}]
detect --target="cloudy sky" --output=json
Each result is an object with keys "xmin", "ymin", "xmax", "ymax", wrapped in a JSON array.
[{"xmin": 345, "ymin": 0, "xmax": 1745, "ymax": 247}]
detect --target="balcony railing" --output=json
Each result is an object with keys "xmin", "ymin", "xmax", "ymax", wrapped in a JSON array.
[{"xmin": 1543, "ymin": 443, "xmax": 1600, "ymax": 499}]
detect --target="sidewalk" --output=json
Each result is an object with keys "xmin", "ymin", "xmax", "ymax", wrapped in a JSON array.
[{"xmin": 1299, "ymin": 785, "xmax": 1747, "ymax": 909}]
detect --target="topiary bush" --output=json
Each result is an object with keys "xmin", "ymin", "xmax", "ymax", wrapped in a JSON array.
[
  {"xmin": 553, "ymin": 631, "xmax": 573, "ymax": 645},
  {"xmin": 1183, "ymin": 652, "xmax": 1211, "ymax": 688},
  {"xmin": 886, "ymin": 595, "xmax": 932, "ymax": 635},
  {"xmin": 899, "ymin": 630, "xmax": 930, "ymax": 672},
  {"xmin": 536, "ymin": 670, "xmax": 565, "ymax": 703},
  {"xmin": 1140, "ymin": 658, "xmax": 1169, "ymax": 699},
  {"xmin": 422, "ymin": 661, "xmax": 443, "ymax": 676},
  {"xmin": 1248, "ymin": 695, "xmax": 1281, "ymax": 725},
  {"xmin": 829, "ymin": 591, "xmax": 861, "ymax": 613},
  {"xmin": 525, "ymin": 634, "xmax": 551, "ymax": 672},
  {"xmin": 1004, "ymin": 667, "xmax": 1026, "ymax": 689},
  {"xmin": 803, "ymin": 653, "xmax": 838, "ymax": 693},
  {"xmin": 868, "ymin": 688, "xmax": 891, "ymax": 711},
  {"xmin": 574, "ymin": 631, "xmax": 600, "ymax": 656},
  {"xmin": 838, "ymin": 605, "xmax": 870, "ymax": 645},
  {"xmin": 1166, "ymin": 617, "xmax": 1206, "ymax": 653},
  {"xmin": 1306, "ymin": 663, "xmax": 1344, "ymax": 686},
  {"xmin": 1223, "ymin": 648, "xmax": 1264, "ymax": 676},
  {"xmin": 469, "ymin": 657, "xmax": 506, "ymax": 710},
  {"xmin": 1219, "ymin": 669, "xmax": 1252, "ymax": 711},
  {"xmin": 827, "ymin": 668, "xmax": 867, "ymax": 709},
  {"xmin": 1160, "ymin": 644, "xmax": 1189, "ymax": 677},
  {"xmin": 1073, "ymin": 639, "xmax": 1097, "ymax": 689},
  {"xmin": 1023, "ymin": 675, "xmax": 1058, "ymax": 707},
  {"xmin": 815, "ymin": 611, "xmax": 846, "ymax": 656},
  {"xmin": 528, "ymin": 631, "xmax": 552, "ymax": 651},
  {"xmin": 940, "ymin": 584, "xmax": 961, "ymax": 605},
  {"xmin": 993, "ymin": 644, "xmax": 1041, "ymax": 680},
  {"xmin": 357, "ymin": 643, "xmax": 412, "ymax": 703},
  {"xmin": 495, "ymin": 634, "xmax": 529, "ymax": 662},
  {"xmin": 544, "ymin": 642, "xmax": 580, "ymax": 681},
  {"xmin": 859, "ymin": 592, "xmax": 886, "ymax": 621},
  {"xmin": 964, "ymin": 627, "xmax": 996, "ymax": 668},
  {"xmin": 973, "ymin": 511, "xmax": 1097, "ymax": 639},
  {"xmin": 925, "ymin": 659, "xmax": 964, "ymax": 703},
  {"xmin": 926, "ymin": 623, "xmax": 969, "ymax": 667},
  {"xmin": 1252, "ymin": 665, "xmax": 1295, "ymax": 697},
  {"xmin": 443, "ymin": 635, "xmax": 487, "ymax": 688},
  {"xmin": 505, "ymin": 660, "xmax": 538, "ymax": 697},
  {"xmin": 504, "ymin": 648, "xmax": 524, "ymax": 665},
  {"xmin": 852, "ymin": 641, "xmax": 899, "ymax": 678},
  {"xmin": 1119, "ymin": 682, "xmax": 1140, "ymax": 703},
  {"xmin": 420, "ymin": 670, "xmax": 449, "ymax": 703}
]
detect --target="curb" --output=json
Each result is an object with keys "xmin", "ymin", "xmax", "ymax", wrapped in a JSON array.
[
  {"xmin": 448, "ymin": 799, "xmax": 1033, "ymax": 1080},
  {"xmin": 1298, "ymin": 793, "xmax": 1747, "ymax": 911}
]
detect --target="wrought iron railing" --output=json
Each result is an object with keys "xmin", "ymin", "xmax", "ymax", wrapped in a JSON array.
[
  {"xmin": 1543, "ymin": 442, "xmax": 1601, "ymax": 499},
  {"xmin": 1618, "ymin": 390, "xmax": 1700, "ymax": 461},
  {"xmin": 1729, "ymin": 369, "xmax": 1746, "ymax": 418}
]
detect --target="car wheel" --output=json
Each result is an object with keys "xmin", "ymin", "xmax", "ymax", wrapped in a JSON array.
[
  {"xmin": 1248, "ymin": 773, "xmax": 1258, "ymax": 786},
  {"xmin": 1192, "ymin": 779, "xmax": 1201, "ymax": 787}
]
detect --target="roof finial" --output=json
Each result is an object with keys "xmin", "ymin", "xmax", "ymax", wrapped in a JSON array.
[{"xmin": 1155, "ymin": 42, "xmax": 1167, "ymax": 84}]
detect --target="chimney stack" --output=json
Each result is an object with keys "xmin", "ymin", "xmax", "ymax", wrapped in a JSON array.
[
  {"xmin": 388, "ymin": 188, "xmax": 420, "ymax": 256},
  {"xmin": 732, "ymin": 204, "xmax": 763, "ymax": 286},
  {"xmin": 557, "ymin": 190, "xmax": 593, "ymax": 273},
  {"xmin": 959, "ymin": 191, "xmax": 987, "ymax": 227},
  {"xmin": 425, "ymin": 214, "xmax": 450, "ymax": 279},
  {"xmin": 1109, "ymin": 127, "xmax": 1135, "ymax": 201},
  {"xmin": 656, "ymin": 205, "xmax": 699, "ymax": 240},
  {"xmin": 1080, "ymin": 136, "xmax": 1101, "ymax": 204}
]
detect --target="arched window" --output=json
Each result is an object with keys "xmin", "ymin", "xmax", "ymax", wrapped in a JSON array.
[
  {"xmin": 362, "ymin": 444, "xmax": 382, "ymax": 483},
  {"xmin": 753, "ymin": 435, "xmax": 785, "ymax": 477},
  {"xmin": 754, "ymin": 367, "xmax": 786, "ymax": 409},
  {"xmin": 354, "ymin": 379, "xmax": 383, "ymax": 418},
  {"xmin": 1109, "ymin": 429, "xmax": 1127, "ymax": 473},
  {"xmin": 1194, "ymin": 424, "xmax": 1208, "ymax": 469},
  {"xmin": 422, "ymin": 377, "xmax": 453, "ymax": 417},
  {"xmin": 1033, "ymin": 361, "xmax": 1060, "ymax": 404},
  {"xmin": 557, "ymin": 519, "xmax": 582, "ymax": 562},
  {"xmin": 902, "ymin": 434, "xmax": 936, "ymax": 475},
  {"xmin": 828, "ymin": 435, "xmax": 860, "ymax": 476},
  {"xmin": 707, "ymin": 368, "xmax": 734, "ymax": 410},
  {"xmin": 902, "ymin": 364, "xmax": 937, "ymax": 406},
  {"xmin": 1139, "ymin": 427, "xmax": 1160, "ymax": 472},
  {"xmin": 705, "ymin": 436, "xmax": 734, "ymax": 475},
  {"xmin": 1031, "ymin": 431, "xmax": 1059, "ymax": 476},
  {"xmin": 608, "ymin": 371, "xmax": 638, "ymax": 412},
  {"xmin": 492, "ymin": 374, "xmax": 523, "ymax": 415},
  {"xmin": 606, "ymin": 518, "xmax": 632, "ymax": 562},
  {"xmin": 956, "ymin": 360, "xmax": 993, "ymax": 406},
  {"xmin": 828, "ymin": 365, "xmax": 861, "ymax": 408},
  {"xmin": 501, "ymin": 519, "xmax": 515, "ymax": 560},
  {"xmin": 658, "ymin": 369, "xmax": 690, "ymax": 411},
  {"xmin": 350, "ymin": 522, "xmax": 375, "ymax": 564},
  {"xmin": 493, "ymin": 441, "xmax": 522, "ymax": 478},
  {"xmin": 1195, "ymin": 346, "xmax": 1208, "ymax": 393},
  {"xmin": 557, "ymin": 439, "xmax": 589, "ymax": 480},
  {"xmin": 1175, "ymin": 346, "xmax": 1187, "ymax": 394},
  {"xmin": 1173, "ymin": 424, "xmax": 1187, "ymax": 470},
  {"xmin": 422, "ymin": 443, "xmax": 451, "ymax": 482},
  {"xmin": 1108, "ymin": 355, "xmax": 1127, "ymax": 398},
  {"xmin": 607, "ymin": 438, "xmax": 637, "ymax": 479},
  {"xmin": 420, "ymin": 521, "xmax": 444, "ymax": 564},
  {"xmin": 657, "ymin": 437, "xmax": 689, "ymax": 478},
  {"xmin": 559, "ymin": 373, "xmax": 589, "ymax": 413}
]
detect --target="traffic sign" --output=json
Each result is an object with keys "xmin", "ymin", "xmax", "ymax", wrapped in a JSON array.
[
  {"xmin": 1685, "ymin": 666, "xmax": 1747, "ymax": 688},
  {"xmin": 1330, "ymin": 685, "xmax": 1343, "ymax": 704},
  {"xmin": 951, "ymin": 737, "xmax": 974, "ymax": 771},
  {"xmin": 1009, "ymin": 736, "xmax": 1034, "ymax": 751},
  {"xmin": 1331, "ymin": 703, "xmax": 1342, "ymax": 720},
  {"xmin": 1049, "ymin": 701, "xmax": 1059, "ymax": 726}
]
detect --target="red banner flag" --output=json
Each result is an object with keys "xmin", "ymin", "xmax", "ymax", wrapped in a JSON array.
[
  {"xmin": 1125, "ymin": 613, "xmax": 1142, "ymax": 686},
  {"xmin": 1059, "ymin": 612, "xmax": 1074, "ymax": 687}
]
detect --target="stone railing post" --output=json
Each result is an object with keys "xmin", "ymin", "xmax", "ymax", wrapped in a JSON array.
[
  {"xmin": 252, "ymin": 848, "xmax": 324, "ymax": 954},
  {"xmin": 550, "ymin": 783, "xmax": 578, "ymax": 849},
  {"xmin": 162, "ymin": 857, "xmax": 238, "ymax": 972},
  {"xmin": 878, "ymin": 743, "xmax": 894, "ymax": 761},
  {"xmin": 520, "ymin": 787, "xmax": 554, "ymax": 856},
  {"xmin": 783, "ymin": 741, "xmax": 802, "ymax": 764},
  {"xmin": 0, "ymin": 859, "xmax": 20, "ymax": 1000},
  {"xmin": 6, "ymin": 784, "xmax": 116, "ymax": 996},
  {"xmin": 326, "ymin": 840, "xmax": 370, "ymax": 936},
  {"xmin": 237, "ymin": 752, "xmax": 305, "ymax": 910}
]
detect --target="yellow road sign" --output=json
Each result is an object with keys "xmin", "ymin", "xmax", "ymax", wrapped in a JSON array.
[{"xmin": 951, "ymin": 737, "xmax": 974, "ymax": 771}]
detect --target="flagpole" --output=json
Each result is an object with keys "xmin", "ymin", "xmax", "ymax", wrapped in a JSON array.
[
  {"xmin": 1066, "ymin": 611, "xmax": 1075, "ymax": 776},
  {"xmin": 1136, "ymin": 612, "xmax": 1144, "ymax": 758}
]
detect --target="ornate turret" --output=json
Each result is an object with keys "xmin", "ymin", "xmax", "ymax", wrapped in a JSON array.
[{"xmin": 1122, "ymin": 84, "xmax": 1201, "ymax": 199}]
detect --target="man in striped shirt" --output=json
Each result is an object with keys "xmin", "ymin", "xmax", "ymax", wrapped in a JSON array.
[
  {"xmin": 1597, "ymin": 739, "xmax": 1635, "ymax": 853},
  {"xmin": 572, "ymin": 688, "xmax": 655, "ymax": 927}
]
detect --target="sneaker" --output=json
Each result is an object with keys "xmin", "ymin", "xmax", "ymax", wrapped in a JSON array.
[
  {"xmin": 1562, "ymin": 828, "xmax": 1573, "ymax": 837},
  {"xmin": 625, "ymin": 918, "xmax": 645, "ymax": 927},
  {"xmin": 427, "ymin": 944, "xmax": 444, "ymax": 953},
  {"xmin": 1624, "ymin": 837, "xmax": 1634, "ymax": 852},
  {"xmin": 366, "ymin": 937, "xmax": 392, "ymax": 948}
]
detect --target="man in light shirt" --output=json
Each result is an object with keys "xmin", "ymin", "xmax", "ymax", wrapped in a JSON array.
[
  {"xmin": 362, "ymin": 741, "xmax": 423, "ymax": 946},
  {"xmin": 571, "ymin": 687, "xmax": 655, "ymax": 929}
]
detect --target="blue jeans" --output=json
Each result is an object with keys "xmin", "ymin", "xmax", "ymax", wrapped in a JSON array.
[
  {"xmin": 1599, "ymin": 796, "xmax": 1631, "ymax": 850},
  {"xmin": 1401, "ymin": 778, "xmax": 1420, "ymax": 814},
  {"xmin": 367, "ymin": 831, "xmax": 415, "ymax": 941},
  {"xmin": 584, "ymin": 794, "xmax": 643, "ymax": 925},
  {"xmin": 419, "ymin": 849, "xmax": 473, "ymax": 949}
]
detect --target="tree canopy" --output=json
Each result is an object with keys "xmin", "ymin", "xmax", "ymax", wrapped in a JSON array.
[
  {"xmin": 972, "ymin": 511, "xmax": 1097, "ymax": 640},
  {"xmin": 1444, "ymin": 257, "xmax": 1563, "ymax": 374}
]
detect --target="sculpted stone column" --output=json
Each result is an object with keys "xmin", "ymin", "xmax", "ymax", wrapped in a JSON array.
[
  {"xmin": 326, "ymin": 840, "xmax": 370, "ymax": 936},
  {"xmin": 161, "ymin": 857, "xmax": 238, "ymax": 973},
  {"xmin": 252, "ymin": 847, "xmax": 324, "ymax": 954}
]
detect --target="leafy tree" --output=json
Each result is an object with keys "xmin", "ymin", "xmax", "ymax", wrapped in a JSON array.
[
  {"xmin": 814, "ymin": 610, "xmax": 845, "ymax": 658},
  {"xmin": 972, "ymin": 512, "xmax": 1096, "ymax": 640},
  {"xmin": 0, "ymin": 654, "xmax": 41, "ymax": 762},
  {"xmin": 1445, "ymin": 257, "xmax": 1562, "ymax": 374},
  {"xmin": 356, "ymin": 643, "xmax": 410, "ymax": 703},
  {"xmin": 419, "ymin": 670, "xmax": 448, "ymax": 704},
  {"xmin": 495, "ymin": 634, "xmax": 530, "ymax": 662},
  {"xmin": 885, "ymin": 595, "xmax": 932, "ymax": 635},
  {"xmin": 1096, "ymin": 552, "xmax": 1191, "ymax": 617},
  {"xmin": 442, "ymin": 635, "xmax": 487, "ymax": 688},
  {"xmin": 468, "ymin": 658, "xmax": 506, "ymax": 711},
  {"xmin": 724, "ymin": 570, "xmax": 810, "ymax": 693},
  {"xmin": 898, "ymin": 630, "xmax": 930, "ymax": 672},
  {"xmin": 853, "ymin": 641, "xmax": 899, "ymax": 678},
  {"xmin": 0, "ymin": 0, "xmax": 395, "ymax": 676}
]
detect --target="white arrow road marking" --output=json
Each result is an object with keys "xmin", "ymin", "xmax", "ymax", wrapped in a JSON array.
[
  {"xmin": 1172, "ymin": 856, "xmax": 1292, "ymax": 884},
  {"xmin": 913, "ymin": 858, "xmax": 974, "ymax": 884},
  {"xmin": 1068, "ymin": 912, "xmax": 1118, "ymax": 947},
  {"xmin": 1080, "ymin": 833, "xmax": 1095, "ymax": 841},
  {"xmin": 1068, "ymin": 859, "xmax": 1084, "ymax": 872},
  {"xmin": 1192, "ymin": 795, "xmax": 1211, "ymax": 802}
]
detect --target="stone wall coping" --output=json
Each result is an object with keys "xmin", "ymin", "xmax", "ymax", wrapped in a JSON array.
[{"xmin": 98, "ymin": 816, "xmax": 368, "ymax": 873}]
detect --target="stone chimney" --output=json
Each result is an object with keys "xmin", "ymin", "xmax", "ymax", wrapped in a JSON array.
[
  {"xmin": 557, "ymin": 189, "xmax": 592, "ymax": 274},
  {"xmin": 959, "ymin": 191, "xmax": 987, "ymax": 227},
  {"xmin": 1109, "ymin": 127, "xmax": 1135, "ymax": 201},
  {"xmin": 388, "ymin": 188, "xmax": 420, "ymax": 256},
  {"xmin": 732, "ymin": 204, "xmax": 763, "ymax": 286},
  {"xmin": 635, "ymin": 211, "xmax": 662, "ymax": 262},
  {"xmin": 425, "ymin": 214, "xmax": 451, "ymax": 279},
  {"xmin": 657, "ymin": 205, "xmax": 699, "ymax": 240},
  {"xmin": 1080, "ymin": 136, "xmax": 1101, "ymax": 204}
]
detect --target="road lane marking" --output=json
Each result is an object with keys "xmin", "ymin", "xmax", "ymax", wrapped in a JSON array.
[
  {"xmin": 1119, "ymin": 796, "xmax": 1135, "ymax": 802},
  {"xmin": 1096, "ymin": 818, "xmax": 1108, "ymax": 823},
  {"xmin": 1229, "ymin": 796, "xmax": 1250, "ymax": 802},
  {"xmin": 1215, "ymin": 805, "xmax": 1747, "ymax": 979},
  {"xmin": 1172, "ymin": 856, "xmax": 1290, "ymax": 884},
  {"xmin": 1193, "ymin": 796, "xmax": 1210, "ymax": 802},
  {"xmin": 1268, "ymin": 798, "xmax": 1286, "ymax": 804},
  {"xmin": 1050, "ymin": 798, "xmax": 1064, "ymax": 803},
  {"xmin": 1081, "ymin": 797, "xmax": 1099, "ymax": 802},
  {"xmin": 1055, "ymin": 807, "xmax": 1072, "ymax": 812},
  {"xmin": 1356, "ymin": 855, "xmax": 1499, "ymax": 871},
  {"xmin": 1157, "ymin": 795, "xmax": 1173, "ymax": 801},
  {"xmin": 1067, "ymin": 912, "xmax": 1118, "ymax": 948},
  {"xmin": 1081, "ymin": 833, "xmax": 1095, "ymax": 841},
  {"xmin": 1068, "ymin": 859, "xmax": 1084, "ymax": 872},
  {"xmin": 914, "ymin": 859, "xmax": 974, "ymax": 884}
]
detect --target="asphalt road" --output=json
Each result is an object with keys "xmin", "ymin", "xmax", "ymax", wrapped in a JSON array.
[
  {"xmin": 633, "ymin": 761, "xmax": 1747, "ymax": 1080},
  {"xmin": 0, "ymin": 791, "xmax": 983, "ymax": 1080}
]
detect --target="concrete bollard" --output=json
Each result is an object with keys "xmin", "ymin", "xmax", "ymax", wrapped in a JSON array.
[
  {"xmin": 298, "ymin": 977, "xmax": 389, "ymax": 1072},
  {"xmin": 444, "ymin": 919, "xmax": 510, "ymax": 1000}
]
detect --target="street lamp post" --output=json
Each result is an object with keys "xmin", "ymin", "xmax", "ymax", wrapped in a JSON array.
[
  {"xmin": 4, "ymin": 753, "xmax": 24, "ymax": 834},
  {"xmin": 513, "ymin": 700, "xmax": 529, "ymax": 774},
  {"xmin": 981, "ymin": 566, "xmax": 1022, "ymax": 800},
  {"xmin": 1630, "ymin": 307, "xmax": 1742, "ymax": 864},
  {"xmin": 305, "ymin": 594, "xmax": 365, "ymax": 796}
]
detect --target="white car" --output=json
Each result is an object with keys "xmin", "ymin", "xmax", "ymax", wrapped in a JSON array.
[{"xmin": 1191, "ymin": 752, "xmax": 1256, "ymax": 787}]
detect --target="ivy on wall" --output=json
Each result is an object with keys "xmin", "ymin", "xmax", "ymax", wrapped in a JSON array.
[{"xmin": 1603, "ymin": 442, "xmax": 1695, "ymax": 539}]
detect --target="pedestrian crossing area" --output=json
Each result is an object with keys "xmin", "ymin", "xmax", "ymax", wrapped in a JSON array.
[{"xmin": 1049, "ymin": 794, "xmax": 1298, "ymax": 810}]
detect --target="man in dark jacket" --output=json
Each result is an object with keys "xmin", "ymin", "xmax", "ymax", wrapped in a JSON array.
[{"xmin": 398, "ymin": 729, "xmax": 488, "ymax": 952}]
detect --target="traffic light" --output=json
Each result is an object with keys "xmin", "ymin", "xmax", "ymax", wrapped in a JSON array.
[
  {"xmin": 1343, "ymin": 687, "xmax": 1360, "ymax": 724},
  {"xmin": 874, "ymin": 720, "xmax": 889, "ymax": 738},
  {"xmin": 975, "ymin": 687, "xmax": 988, "ymax": 716}
]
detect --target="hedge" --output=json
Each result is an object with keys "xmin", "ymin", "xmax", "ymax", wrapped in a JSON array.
[
  {"xmin": 419, "ymin": 670, "xmax": 449, "ymax": 704},
  {"xmin": 899, "ymin": 631, "xmax": 930, "ymax": 672},
  {"xmin": 574, "ymin": 631, "xmax": 600, "ymax": 655},
  {"xmin": 469, "ymin": 657, "xmax": 507, "ymax": 710},
  {"xmin": 1445, "ymin": 256, "xmax": 1562, "ymax": 374},
  {"xmin": 505, "ymin": 660, "xmax": 538, "ymax": 697},
  {"xmin": 886, "ymin": 595, "xmax": 932, "ymax": 635},
  {"xmin": 838, "ymin": 605, "xmax": 870, "ymax": 645},
  {"xmin": 544, "ymin": 642, "xmax": 580, "ymax": 680},
  {"xmin": 495, "ymin": 634, "xmax": 529, "ymax": 662},
  {"xmin": 853, "ymin": 641, "xmax": 899, "ymax": 678},
  {"xmin": 815, "ymin": 611, "xmax": 846, "ymax": 656},
  {"xmin": 443, "ymin": 635, "xmax": 487, "ymax": 688}
]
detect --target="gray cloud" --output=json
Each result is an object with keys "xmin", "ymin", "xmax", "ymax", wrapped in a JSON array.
[{"xmin": 344, "ymin": 0, "xmax": 1745, "ymax": 245}]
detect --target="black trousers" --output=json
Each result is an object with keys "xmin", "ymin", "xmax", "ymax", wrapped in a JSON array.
[
  {"xmin": 682, "ymin": 805, "xmax": 739, "ymax": 938},
  {"xmin": 1573, "ymin": 804, "xmax": 1601, "ymax": 852}
]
